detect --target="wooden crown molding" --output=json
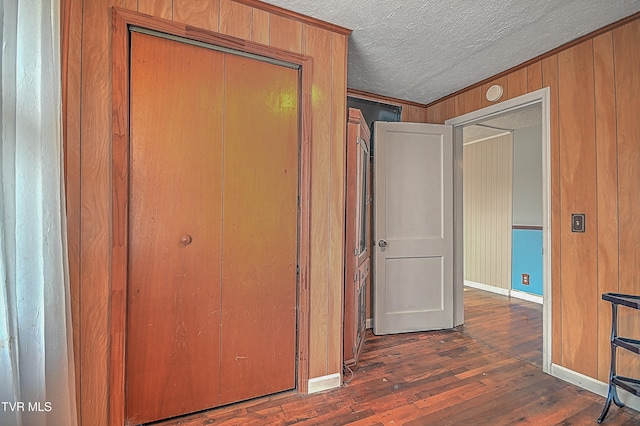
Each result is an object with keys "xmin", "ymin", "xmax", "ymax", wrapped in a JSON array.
[{"xmin": 234, "ymin": 0, "xmax": 352, "ymax": 35}]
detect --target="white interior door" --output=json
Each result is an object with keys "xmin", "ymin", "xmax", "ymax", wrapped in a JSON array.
[{"xmin": 373, "ymin": 122, "xmax": 453, "ymax": 334}]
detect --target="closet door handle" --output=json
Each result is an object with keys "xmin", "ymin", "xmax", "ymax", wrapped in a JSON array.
[{"xmin": 180, "ymin": 235, "xmax": 193, "ymax": 245}]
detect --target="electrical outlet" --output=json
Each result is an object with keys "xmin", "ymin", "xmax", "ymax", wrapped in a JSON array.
[{"xmin": 522, "ymin": 273, "xmax": 530, "ymax": 285}]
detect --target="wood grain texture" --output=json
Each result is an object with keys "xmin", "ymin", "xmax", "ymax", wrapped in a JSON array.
[
  {"xmin": 270, "ymin": 13, "xmax": 302, "ymax": 53},
  {"xmin": 138, "ymin": 0, "xmax": 172, "ymax": 19},
  {"xmin": 219, "ymin": 0, "xmax": 252, "ymax": 39},
  {"xmin": 151, "ymin": 289, "xmax": 640, "ymax": 426},
  {"xmin": 401, "ymin": 104, "xmax": 426, "ymax": 122},
  {"xmin": 61, "ymin": 0, "xmax": 82, "ymax": 416},
  {"xmin": 110, "ymin": 9, "xmax": 130, "ymax": 423},
  {"xmin": 251, "ymin": 8, "xmax": 269, "ymax": 44},
  {"xmin": 79, "ymin": 0, "xmax": 113, "ymax": 424},
  {"xmin": 454, "ymin": 86, "xmax": 482, "ymax": 116},
  {"xmin": 384, "ymin": 14, "xmax": 640, "ymax": 390},
  {"xmin": 613, "ymin": 18, "xmax": 640, "ymax": 379},
  {"xmin": 173, "ymin": 0, "xmax": 219, "ymax": 31},
  {"xmin": 344, "ymin": 109, "xmax": 368, "ymax": 368},
  {"xmin": 542, "ymin": 54, "xmax": 562, "ymax": 367},
  {"xmin": 220, "ymin": 54, "xmax": 299, "ymax": 405},
  {"xmin": 527, "ymin": 61, "xmax": 543, "ymax": 92},
  {"xmin": 65, "ymin": 5, "xmax": 345, "ymax": 424},
  {"xmin": 126, "ymin": 33, "xmax": 224, "ymax": 424},
  {"xmin": 480, "ymin": 76, "xmax": 508, "ymax": 108},
  {"xmin": 558, "ymin": 40, "xmax": 598, "ymax": 378},
  {"xmin": 303, "ymin": 23, "xmax": 332, "ymax": 378},
  {"xmin": 329, "ymin": 32, "xmax": 348, "ymax": 374},
  {"xmin": 234, "ymin": 0, "xmax": 351, "ymax": 36},
  {"xmin": 425, "ymin": 102, "xmax": 445, "ymax": 124},
  {"xmin": 507, "ymin": 67, "xmax": 528, "ymax": 100},
  {"xmin": 593, "ymin": 30, "xmax": 619, "ymax": 383}
]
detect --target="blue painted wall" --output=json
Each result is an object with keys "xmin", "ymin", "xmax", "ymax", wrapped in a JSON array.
[{"xmin": 512, "ymin": 229, "xmax": 543, "ymax": 296}]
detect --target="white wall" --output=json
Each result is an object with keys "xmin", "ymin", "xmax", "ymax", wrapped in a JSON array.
[
  {"xmin": 512, "ymin": 125, "xmax": 543, "ymax": 226},
  {"xmin": 463, "ymin": 133, "xmax": 513, "ymax": 290}
]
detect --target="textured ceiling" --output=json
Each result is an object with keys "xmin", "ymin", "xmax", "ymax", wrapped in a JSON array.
[
  {"xmin": 464, "ymin": 103, "xmax": 541, "ymax": 144},
  {"xmin": 261, "ymin": 0, "xmax": 639, "ymax": 104}
]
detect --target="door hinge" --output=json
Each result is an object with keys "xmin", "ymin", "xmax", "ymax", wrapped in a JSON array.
[
  {"xmin": 353, "ymin": 271, "xmax": 358, "ymax": 282},
  {"xmin": 354, "ymin": 247, "xmax": 358, "ymax": 256},
  {"xmin": 296, "ymin": 264, "xmax": 300, "ymax": 276}
]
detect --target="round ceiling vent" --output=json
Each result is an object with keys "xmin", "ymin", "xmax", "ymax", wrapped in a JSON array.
[{"xmin": 486, "ymin": 84, "xmax": 503, "ymax": 102}]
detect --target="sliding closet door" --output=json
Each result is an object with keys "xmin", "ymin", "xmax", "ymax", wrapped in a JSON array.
[
  {"xmin": 220, "ymin": 54, "xmax": 299, "ymax": 404},
  {"xmin": 126, "ymin": 32, "xmax": 224, "ymax": 423},
  {"xmin": 126, "ymin": 31, "xmax": 300, "ymax": 424}
]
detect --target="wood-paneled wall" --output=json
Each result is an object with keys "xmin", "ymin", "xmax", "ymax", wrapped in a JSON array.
[
  {"xmin": 62, "ymin": 1, "xmax": 349, "ymax": 424},
  {"xmin": 463, "ymin": 134, "xmax": 513, "ymax": 291},
  {"xmin": 425, "ymin": 15, "xmax": 640, "ymax": 384}
]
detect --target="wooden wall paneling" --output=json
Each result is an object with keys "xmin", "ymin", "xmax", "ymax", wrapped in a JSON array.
[
  {"xmin": 270, "ymin": 13, "xmax": 302, "ymax": 53},
  {"xmin": 480, "ymin": 76, "xmax": 508, "ymax": 108},
  {"xmin": 541, "ymin": 54, "xmax": 561, "ymax": 366},
  {"xmin": 61, "ymin": 0, "xmax": 82, "ymax": 416},
  {"xmin": 455, "ymin": 86, "xmax": 482, "ymax": 116},
  {"xmin": 110, "ymin": 9, "xmax": 131, "ymax": 424},
  {"xmin": 504, "ymin": 135, "xmax": 513, "ymax": 289},
  {"xmin": 66, "ymin": 2, "xmax": 348, "ymax": 422},
  {"xmin": 251, "ymin": 8, "xmax": 270, "ymax": 44},
  {"xmin": 527, "ymin": 61, "xmax": 543, "ymax": 92},
  {"xmin": 401, "ymin": 104, "xmax": 426, "ymax": 122},
  {"xmin": 557, "ymin": 40, "xmax": 598, "ymax": 378},
  {"xmin": 488, "ymin": 140, "xmax": 497, "ymax": 285},
  {"xmin": 445, "ymin": 97, "xmax": 456, "ymax": 122},
  {"xmin": 219, "ymin": 0, "xmax": 252, "ymax": 40},
  {"xmin": 79, "ymin": 0, "xmax": 114, "ymax": 424},
  {"xmin": 593, "ymin": 30, "xmax": 620, "ymax": 383},
  {"xmin": 507, "ymin": 67, "xmax": 528, "ymax": 100},
  {"xmin": 138, "ymin": 0, "xmax": 172, "ymax": 19},
  {"xmin": 173, "ymin": 0, "xmax": 220, "ymax": 31},
  {"xmin": 425, "ymin": 102, "xmax": 441, "ymax": 124},
  {"xmin": 463, "ymin": 144, "xmax": 472, "ymax": 280},
  {"xmin": 463, "ymin": 136, "xmax": 512, "ymax": 290},
  {"xmin": 613, "ymin": 19, "xmax": 640, "ymax": 379},
  {"xmin": 328, "ymin": 32, "xmax": 347, "ymax": 374},
  {"xmin": 303, "ymin": 23, "xmax": 333, "ymax": 378}
]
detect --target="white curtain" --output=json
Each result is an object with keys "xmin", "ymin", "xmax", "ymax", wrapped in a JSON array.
[{"xmin": 0, "ymin": 1, "xmax": 77, "ymax": 425}]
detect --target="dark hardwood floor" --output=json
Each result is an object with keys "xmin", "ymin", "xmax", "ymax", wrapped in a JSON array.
[{"xmin": 150, "ymin": 288, "xmax": 639, "ymax": 425}]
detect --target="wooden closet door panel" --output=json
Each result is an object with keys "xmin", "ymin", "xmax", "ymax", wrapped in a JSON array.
[
  {"xmin": 126, "ymin": 33, "xmax": 224, "ymax": 424},
  {"xmin": 220, "ymin": 54, "xmax": 299, "ymax": 404}
]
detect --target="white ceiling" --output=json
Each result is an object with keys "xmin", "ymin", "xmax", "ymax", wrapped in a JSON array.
[
  {"xmin": 463, "ymin": 103, "xmax": 542, "ymax": 144},
  {"xmin": 261, "ymin": 0, "xmax": 640, "ymax": 105}
]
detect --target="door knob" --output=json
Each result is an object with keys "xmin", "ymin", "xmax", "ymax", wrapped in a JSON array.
[
  {"xmin": 180, "ymin": 235, "xmax": 193, "ymax": 245},
  {"xmin": 378, "ymin": 240, "xmax": 388, "ymax": 248}
]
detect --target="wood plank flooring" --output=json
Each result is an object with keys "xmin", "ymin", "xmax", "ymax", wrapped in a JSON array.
[{"xmin": 148, "ymin": 288, "xmax": 639, "ymax": 425}]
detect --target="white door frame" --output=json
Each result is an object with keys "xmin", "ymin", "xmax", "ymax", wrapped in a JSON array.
[{"xmin": 445, "ymin": 88, "xmax": 552, "ymax": 374}]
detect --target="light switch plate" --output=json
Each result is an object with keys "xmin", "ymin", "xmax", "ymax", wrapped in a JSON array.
[{"xmin": 571, "ymin": 213, "xmax": 585, "ymax": 233}]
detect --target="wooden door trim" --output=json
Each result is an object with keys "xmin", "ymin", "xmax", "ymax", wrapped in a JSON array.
[{"xmin": 111, "ymin": 8, "xmax": 313, "ymax": 424}]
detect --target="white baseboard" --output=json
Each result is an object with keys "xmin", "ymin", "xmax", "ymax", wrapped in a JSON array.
[
  {"xmin": 366, "ymin": 318, "xmax": 373, "ymax": 329},
  {"xmin": 510, "ymin": 289, "xmax": 543, "ymax": 305},
  {"xmin": 308, "ymin": 373, "xmax": 341, "ymax": 394},
  {"xmin": 551, "ymin": 363, "xmax": 640, "ymax": 413},
  {"xmin": 464, "ymin": 281, "xmax": 543, "ymax": 304},
  {"xmin": 464, "ymin": 280, "xmax": 510, "ymax": 296}
]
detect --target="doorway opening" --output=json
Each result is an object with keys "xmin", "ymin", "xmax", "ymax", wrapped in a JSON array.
[{"xmin": 446, "ymin": 89, "xmax": 552, "ymax": 374}]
